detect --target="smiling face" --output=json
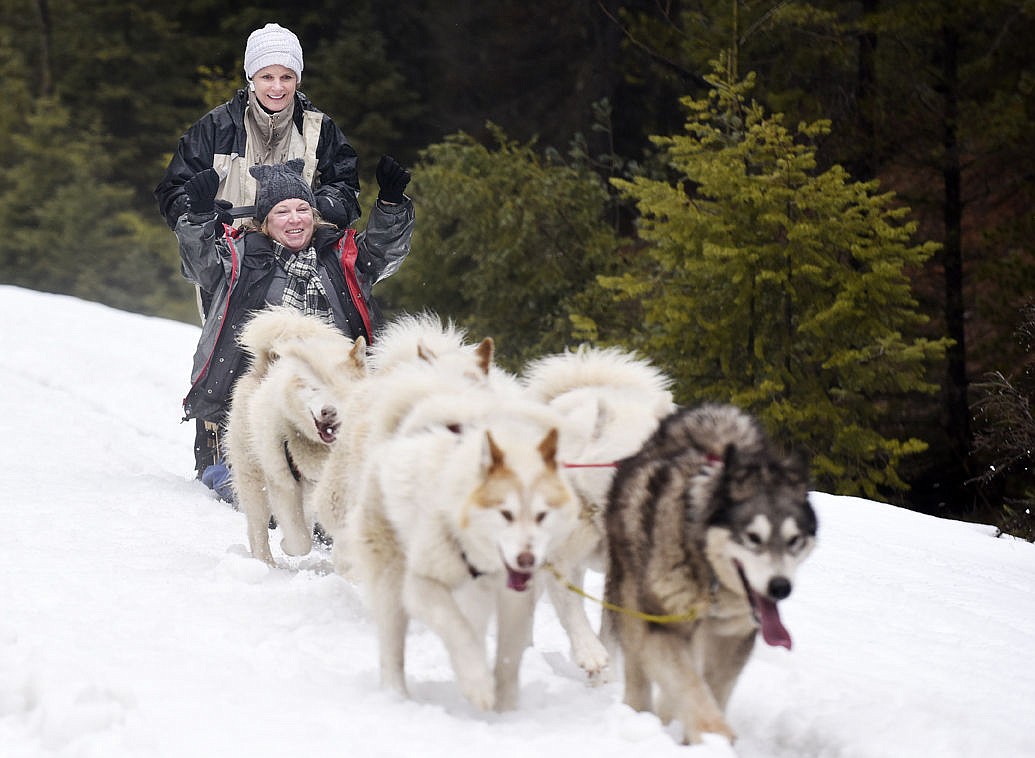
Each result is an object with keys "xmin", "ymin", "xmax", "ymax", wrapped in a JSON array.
[
  {"xmin": 264, "ymin": 198, "xmax": 314, "ymax": 251},
  {"xmin": 251, "ymin": 64, "xmax": 297, "ymax": 112}
]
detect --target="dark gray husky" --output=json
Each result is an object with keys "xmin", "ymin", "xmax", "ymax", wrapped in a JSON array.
[{"xmin": 604, "ymin": 403, "xmax": 816, "ymax": 745}]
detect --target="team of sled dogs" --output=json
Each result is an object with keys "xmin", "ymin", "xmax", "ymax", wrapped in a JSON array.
[{"xmin": 222, "ymin": 306, "xmax": 818, "ymax": 745}]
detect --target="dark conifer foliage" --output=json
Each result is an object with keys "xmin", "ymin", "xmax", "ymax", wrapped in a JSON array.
[{"xmin": 0, "ymin": 0, "xmax": 1032, "ymax": 529}]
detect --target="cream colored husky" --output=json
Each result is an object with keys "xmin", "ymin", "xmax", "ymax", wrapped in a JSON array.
[
  {"xmin": 346, "ymin": 397, "xmax": 579, "ymax": 711},
  {"xmin": 223, "ymin": 307, "xmax": 366, "ymax": 565},
  {"xmin": 313, "ymin": 311, "xmax": 503, "ymax": 577}
]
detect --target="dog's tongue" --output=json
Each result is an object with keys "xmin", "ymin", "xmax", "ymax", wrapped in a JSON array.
[
  {"xmin": 756, "ymin": 595, "xmax": 792, "ymax": 649},
  {"xmin": 315, "ymin": 421, "xmax": 337, "ymax": 444},
  {"xmin": 506, "ymin": 567, "xmax": 533, "ymax": 592}
]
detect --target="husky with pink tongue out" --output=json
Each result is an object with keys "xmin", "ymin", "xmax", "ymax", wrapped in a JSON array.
[
  {"xmin": 604, "ymin": 403, "xmax": 816, "ymax": 746},
  {"xmin": 350, "ymin": 404, "xmax": 579, "ymax": 714}
]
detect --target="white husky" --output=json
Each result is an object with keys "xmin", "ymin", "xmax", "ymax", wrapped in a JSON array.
[
  {"xmin": 346, "ymin": 396, "xmax": 579, "ymax": 711},
  {"xmin": 313, "ymin": 312, "xmax": 504, "ymax": 576},
  {"xmin": 521, "ymin": 346, "xmax": 675, "ymax": 679},
  {"xmin": 223, "ymin": 308, "xmax": 366, "ymax": 565}
]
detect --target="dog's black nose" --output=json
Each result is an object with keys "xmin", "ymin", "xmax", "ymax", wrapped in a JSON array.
[{"xmin": 768, "ymin": 576, "xmax": 792, "ymax": 600}]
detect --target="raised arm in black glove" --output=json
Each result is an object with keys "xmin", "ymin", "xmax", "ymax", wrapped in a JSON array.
[
  {"xmin": 376, "ymin": 155, "xmax": 411, "ymax": 205},
  {"xmin": 184, "ymin": 168, "xmax": 218, "ymax": 216},
  {"xmin": 184, "ymin": 168, "xmax": 233, "ymax": 230}
]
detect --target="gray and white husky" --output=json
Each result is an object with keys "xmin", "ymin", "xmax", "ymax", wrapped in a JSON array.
[
  {"xmin": 604, "ymin": 403, "xmax": 817, "ymax": 745},
  {"xmin": 521, "ymin": 345, "xmax": 675, "ymax": 680}
]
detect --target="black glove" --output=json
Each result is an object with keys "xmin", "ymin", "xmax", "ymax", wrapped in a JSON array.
[
  {"xmin": 184, "ymin": 168, "xmax": 219, "ymax": 215},
  {"xmin": 376, "ymin": 155, "xmax": 410, "ymax": 204},
  {"xmin": 213, "ymin": 200, "xmax": 233, "ymax": 235},
  {"xmin": 315, "ymin": 194, "xmax": 350, "ymax": 228}
]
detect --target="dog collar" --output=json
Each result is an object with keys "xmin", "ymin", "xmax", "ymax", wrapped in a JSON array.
[
  {"xmin": 460, "ymin": 551, "xmax": 483, "ymax": 579},
  {"xmin": 283, "ymin": 440, "xmax": 302, "ymax": 482}
]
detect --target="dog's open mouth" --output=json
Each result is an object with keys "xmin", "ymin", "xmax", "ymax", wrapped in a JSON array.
[
  {"xmin": 734, "ymin": 561, "xmax": 792, "ymax": 650},
  {"xmin": 501, "ymin": 550, "xmax": 536, "ymax": 592},
  {"xmin": 314, "ymin": 416, "xmax": 339, "ymax": 444},
  {"xmin": 505, "ymin": 566, "xmax": 534, "ymax": 592}
]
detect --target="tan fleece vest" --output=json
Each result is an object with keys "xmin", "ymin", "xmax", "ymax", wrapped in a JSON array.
[{"xmin": 212, "ymin": 94, "xmax": 322, "ymax": 226}]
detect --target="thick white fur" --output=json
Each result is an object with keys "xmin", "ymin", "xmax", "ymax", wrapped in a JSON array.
[
  {"xmin": 314, "ymin": 311, "xmax": 510, "ymax": 577},
  {"xmin": 345, "ymin": 392, "xmax": 579, "ymax": 711},
  {"xmin": 366, "ymin": 311, "xmax": 484, "ymax": 374},
  {"xmin": 223, "ymin": 308, "xmax": 366, "ymax": 565},
  {"xmin": 521, "ymin": 346, "xmax": 675, "ymax": 679}
]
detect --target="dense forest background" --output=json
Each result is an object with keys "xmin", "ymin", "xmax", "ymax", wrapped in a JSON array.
[{"xmin": 1, "ymin": 1, "xmax": 1032, "ymax": 536}]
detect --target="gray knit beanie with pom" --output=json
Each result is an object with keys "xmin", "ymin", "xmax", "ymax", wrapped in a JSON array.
[{"xmin": 249, "ymin": 159, "xmax": 316, "ymax": 222}]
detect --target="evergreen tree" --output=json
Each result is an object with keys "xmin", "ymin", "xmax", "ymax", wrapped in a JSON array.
[
  {"xmin": 383, "ymin": 125, "xmax": 620, "ymax": 370},
  {"xmin": 301, "ymin": 1, "xmax": 422, "ymax": 169},
  {"xmin": 971, "ymin": 302, "xmax": 1035, "ymax": 540},
  {"xmin": 37, "ymin": 1, "xmax": 198, "ymax": 206},
  {"xmin": 606, "ymin": 1, "xmax": 869, "ymax": 170},
  {"xmin": 605, "ymin": 63, "xmax": 949, "ymax": 498},
  {"xmin": 0, "ymin": 96, "xmax": 191, "ymax": 320}
]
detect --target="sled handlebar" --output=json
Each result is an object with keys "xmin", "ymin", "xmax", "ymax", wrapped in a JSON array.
[{"xmin": 227, "ymin": 205, "xmax": 257, "ymax": 219}]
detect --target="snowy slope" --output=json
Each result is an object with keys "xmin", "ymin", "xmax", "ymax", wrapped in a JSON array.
[{"xmin": 1, "ymin": 285, "xmax": 1033, "ymax": 758}]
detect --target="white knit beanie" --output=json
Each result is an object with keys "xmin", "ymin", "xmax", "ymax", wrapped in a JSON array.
[{"xmin": 244, "ymin": 23, "xmax": 304, "ymax": 81}]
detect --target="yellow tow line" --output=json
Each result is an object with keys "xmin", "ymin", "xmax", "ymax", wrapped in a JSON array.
[{"xmin": 543, "ymin": 563, "xmax": 701, "ymax": 624}]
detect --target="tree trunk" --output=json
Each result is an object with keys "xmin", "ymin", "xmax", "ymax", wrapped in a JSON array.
[
  {"xmin": 853, "ymin": 0, "xmax": 879, "ymax": 181},
  {"xmin": 34, "ymin": 0, "xmax": 52, "ymax": 97},
  {"xmin": 938, "ymin": 21, "xmax": 974, "ymax": 503}
]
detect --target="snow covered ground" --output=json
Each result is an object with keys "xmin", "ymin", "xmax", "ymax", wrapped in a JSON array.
[{"xmin": 2, "ymin": 285, "xmax": 1033, "ymax": 758}]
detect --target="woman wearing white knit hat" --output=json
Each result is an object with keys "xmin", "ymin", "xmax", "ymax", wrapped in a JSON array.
[
  {"xmin": 156, "ymin": 22, "xmax": 361, "ymax": 236},
  {"xmin": 244, "ymin": 23, "xmax": 305, "ymax": 84},
  {"xmin": 154, "ymin": 22, "xmax": 409, "ymax": 483},
  {"xmin": 243, "ymin": 23, "xmax": 309, "ymax": 120}
]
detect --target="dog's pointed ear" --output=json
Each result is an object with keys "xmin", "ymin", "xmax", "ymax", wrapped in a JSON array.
[
  {"xmin": 538, "ymin": 427, "xmax": 559, "ymax": 470},
  {"xmin": 416, "ymin": 339, "xmax": 438, "ymax": 365},
  {"xmin": 483, "ymin": 430, "xmax": 506, "ymax": 473},
  {"xmin": 719, "ymin": 444, "xmax": 760, "ymax": 501},
  {"xmin": 474, "ymin": 337, "xmax": 494, "ymax": 376},
  {"xmin": 780, "ymin": 449, "xmax": 810, "ymax": 484},
  {"xmin": 349, "ymin": 335, "xmax": 368, "ymax": 372}
]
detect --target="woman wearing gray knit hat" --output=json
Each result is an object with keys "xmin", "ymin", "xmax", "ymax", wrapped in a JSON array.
[{"xmin": 175, "ymin": 156, "xmax": 414, "ymax": 500}]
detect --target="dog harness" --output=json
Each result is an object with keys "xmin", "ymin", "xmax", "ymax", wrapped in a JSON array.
[{"xmin": 283, "ymin": 440, "xmax": 303, "ymax": 482}]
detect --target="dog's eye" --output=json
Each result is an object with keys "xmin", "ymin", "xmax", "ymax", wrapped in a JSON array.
[
  {"xmin": 500, "ymin": 510, "xmax": 514, "ymax": 523},
  {"xmin": 787, "ymin": 534, "xmax": 803, "ymax": 552},
  {"xmin": 535, "ymin": 512, "xmax": 547, "ymax": 525},
  {"xmin": 746, "ymin": 533, "xmax": 764, "ymax": 549}
]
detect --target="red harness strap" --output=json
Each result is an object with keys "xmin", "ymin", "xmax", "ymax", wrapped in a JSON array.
[{"xmin": 336, "ymin": 229, "xmax": 373, "ymax": 342}]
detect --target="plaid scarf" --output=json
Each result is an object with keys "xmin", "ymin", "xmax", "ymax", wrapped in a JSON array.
[{"xmin": 275, "ymin": 242, "xmax": 334, "ymax": 323}]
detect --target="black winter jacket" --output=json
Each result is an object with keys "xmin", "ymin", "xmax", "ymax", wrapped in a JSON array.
[
  {"xmin": 154, "ymin": 88, "xmax": 360, "ymax": 229},
  {"xmin": 176, "ymin": 199, "xmax": 414, "ymax": 423}
]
